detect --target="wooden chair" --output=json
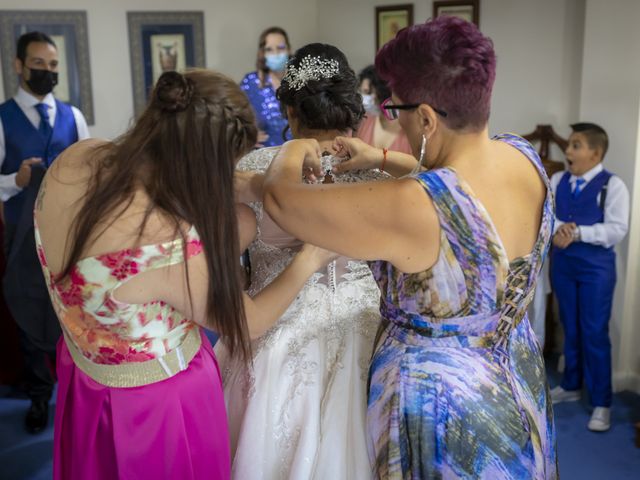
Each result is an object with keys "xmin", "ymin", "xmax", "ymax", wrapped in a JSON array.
[
  {"xmin": 522, "ymin": 124, "xmax": 567, "ymax": 178},
  {"xmin": 521, "ymin": 125, "xmax": 567, "ymax": 355}
]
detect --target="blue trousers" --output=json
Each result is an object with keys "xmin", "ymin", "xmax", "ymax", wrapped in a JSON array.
[{"xmin": 551, "ymin": 248, "xmax": 615, "ymax": 407}]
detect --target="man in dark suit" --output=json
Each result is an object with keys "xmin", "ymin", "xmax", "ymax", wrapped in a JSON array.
[
  {"xmin": 0, "ymin": 31, "xmax": 89, "ymax": 433},
  {"xmin": 4, "ymin": 166, "xmax": 60, "ymax": 431}
]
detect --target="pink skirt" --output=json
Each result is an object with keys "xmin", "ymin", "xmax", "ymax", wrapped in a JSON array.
[{"xmin": 53, "ymin": 330, "xmax": 230, "ymax": 480}]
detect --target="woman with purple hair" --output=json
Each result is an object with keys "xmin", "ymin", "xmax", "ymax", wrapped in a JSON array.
[{"xmin": 261, "ymin": 16, "xmax": 557, "ymax": 479}]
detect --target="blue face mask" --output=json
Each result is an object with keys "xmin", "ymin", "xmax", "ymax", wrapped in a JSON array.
[
  {"xmin": 362, "ymin": 94, "xmax": 380, "ymax": 115},
  {"xmin": 265, "ymin": 52, "xmax": 289, "ymax": 72}
]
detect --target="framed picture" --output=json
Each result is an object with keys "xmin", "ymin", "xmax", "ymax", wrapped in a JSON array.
[
  {"xmin": 127, "ymin": 11, "xmax": 205, "ymax": 116},
  {"xmin": 433, "ymin": 0, "xmax": 480, "ymax": 26},
  {"xmin": 0, "ymin": 10, "xmax": 95, "ymax": 124},
  {"xmin": 375, "ymin": 4, "xmax": 414, "ymax": 51}
]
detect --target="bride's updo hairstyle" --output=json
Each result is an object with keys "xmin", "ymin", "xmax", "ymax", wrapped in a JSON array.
[
  {"xmin": 60, "ymin": 69, "xmax": 257, "ymax": 360},
  {"xmin": 376, "ymin": 16, "xmax": 496, "ymax": 132},
  {"xmin": 277, "ymin": 43, "xmax": 364, "ymax": 133}
]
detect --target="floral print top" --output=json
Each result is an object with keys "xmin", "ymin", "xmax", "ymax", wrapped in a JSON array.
[{"xmin": 35, "ymin": 222, "xmax": 203, "ymax": 365}]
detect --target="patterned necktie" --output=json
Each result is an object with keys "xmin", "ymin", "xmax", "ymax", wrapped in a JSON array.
[
  {"xmin": 572, "ymin": 178, "xmax": 586, "ymax": 198},
  {"xmin": 35, "ymin": 103, "xmax": 52, "ymax": 141}
]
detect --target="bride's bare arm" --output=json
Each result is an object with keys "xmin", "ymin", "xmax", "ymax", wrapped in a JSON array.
[
  {"xmin": 241, "ymin": 244, "xmax": 334, "ymax": 337},
  {"xmin": 235, "ymin": 170, "xmax": 265, "ymax": 204},
  {"xmin": 160, "ymin": 242, "xmax": 335, "ymax": 338}
]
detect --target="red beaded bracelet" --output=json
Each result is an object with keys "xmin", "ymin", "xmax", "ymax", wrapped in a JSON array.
[{"xmin": 381, "ymin": 148, "xmax": 388, "ymax": 172}]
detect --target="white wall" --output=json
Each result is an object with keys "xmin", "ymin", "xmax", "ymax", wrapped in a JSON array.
[
  {"xmin": 627, "ymin": 109, "xmax": 640, "ymax": 392},
  {"xmin": 317, "ymin": 0, "xmax": 585, "ymax": 142},
  {"xmin": 579, "ymin": 0, "xmax": 640, "ymax": 392},
  {"xmin": 2, "ymin": 0, "xmax": 585, "ymax": 144},
  {"xmin": 483, "ymin": 0, "xmax": 585, "ymax": 138},
  {"xmin": 0, "ymin": 0, "xmax": 318, "ymax": 139},
  {"xmin": 315, "ymin": 0, "xmax": 432, "ymax": 74}
]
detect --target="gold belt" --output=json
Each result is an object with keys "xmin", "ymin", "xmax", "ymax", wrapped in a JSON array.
[{"xmin": 64, "ymin": 327, "xmax": 202, "ymax": 388}]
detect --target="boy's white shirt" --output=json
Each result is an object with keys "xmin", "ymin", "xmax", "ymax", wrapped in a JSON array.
[{"xmin": 550, "ymin": 162, "xmax": 630, "ymax": 249}]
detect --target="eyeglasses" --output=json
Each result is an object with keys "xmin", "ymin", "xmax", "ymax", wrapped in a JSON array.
[{"xmin": 381, "ymin": 97, "xmax": 448, "ymax": 121}]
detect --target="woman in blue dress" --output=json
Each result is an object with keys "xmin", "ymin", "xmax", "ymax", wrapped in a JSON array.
[
  {"xmin": 261, "ymin": 17, "xmax": 558, "ymax": 479},
  {"xmin": 240, "ymin": 26, "xmax": 292, "ymax": 147}
]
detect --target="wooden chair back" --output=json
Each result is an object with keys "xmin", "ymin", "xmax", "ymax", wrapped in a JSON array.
[{"xmin": 522, "ymin": 124, "xmax": 567, "ymax": 178}]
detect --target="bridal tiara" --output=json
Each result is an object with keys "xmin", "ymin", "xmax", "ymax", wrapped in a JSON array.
[{"xmin": 282, "ymin": 55, "xmax": 340, "ymax": 91}]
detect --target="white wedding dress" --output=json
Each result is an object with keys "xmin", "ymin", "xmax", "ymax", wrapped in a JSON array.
[{"xmin": 215, "ymin": 147, "xmax": 385, "ymax": 480}]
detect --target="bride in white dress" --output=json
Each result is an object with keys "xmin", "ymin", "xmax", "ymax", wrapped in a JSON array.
[{"xmin": 215, "ymin": 44, "xmax": 385, "ymax": 479}]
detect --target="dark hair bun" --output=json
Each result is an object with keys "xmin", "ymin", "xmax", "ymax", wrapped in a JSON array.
[
  {"xmin": 277, "ymin": 43, "xmax": 364, "ymax": 133},
  {"xmin": 154, "ymin": 71, "xmax": 194, "ymax": 113}
]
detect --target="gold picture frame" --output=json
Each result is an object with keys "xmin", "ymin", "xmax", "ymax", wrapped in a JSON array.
[
  {"xmin": 127, "ymin": 11, "xmax": 205, "ymax": 117},
  {"xmin": 375, "ymin": 4, "xmax": 414, "ymax": 51},
  {"xmin": 433, "ymin": 0, "xmax": 480, "ymax": 26}
]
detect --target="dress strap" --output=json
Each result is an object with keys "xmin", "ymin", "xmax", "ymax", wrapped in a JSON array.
[
  {"xmin": 138, "ymin": 226, "xmax": 203, "ymax": 272},
  {"xmin": 35, "ymin": 217, "xmax": 203, "ymax": 298},
  {"xmin": 91, "ymin": 226, "xmax": 204, "ymax": 293},
  {"xmin": 492, "ymin": 133, "xmax": 554, "ymax": 287},
  {"xmin": 493, "ymin": 133, "xmax": 550, "ymax": 189}
]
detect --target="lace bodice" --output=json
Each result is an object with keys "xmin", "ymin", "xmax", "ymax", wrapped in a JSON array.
[
  {"xmin": 219, "ymin": 146, "xmax": 384, "ymax": 478},
  {"xmin": 238, "ymin": 146, "xmax": 388, "ymax": 296},
  {"xmin": 233, "ymin": 146, "xmax": 387, "ymax": 359}
]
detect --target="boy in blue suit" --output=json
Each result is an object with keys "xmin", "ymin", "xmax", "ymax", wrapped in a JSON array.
[{"xmin": 550, "ymin": 123, "xmax": 629, "ymax": 432}]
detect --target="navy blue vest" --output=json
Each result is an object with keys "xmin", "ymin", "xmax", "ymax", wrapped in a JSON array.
[
  {"xmin": 0, "ymin": 98, "xmax": 78, "ymax": 225},
  {"xmin": 555, "ymin": 169, "xmax": 614, "ymax": 259}
]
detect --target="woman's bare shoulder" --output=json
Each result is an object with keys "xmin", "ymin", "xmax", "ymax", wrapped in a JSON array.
[{"xmin": 51, "ymin": 138, "xmax": 109, "ymax": 173}]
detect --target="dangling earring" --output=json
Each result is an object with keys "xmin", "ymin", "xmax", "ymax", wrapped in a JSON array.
[{"xmin": 411, "ymin": 134, "xmax": 427, "ymax": 174}]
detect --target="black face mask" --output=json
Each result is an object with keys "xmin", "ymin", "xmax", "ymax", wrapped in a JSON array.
[{"xmin": 25, "ymin": 67, "xmax": 58, "ymax": 96}]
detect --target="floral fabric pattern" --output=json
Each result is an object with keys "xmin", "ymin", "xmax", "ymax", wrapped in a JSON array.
[{"xmin": 35, "ymin": 225, "xmax": 202, "ymax": 365}]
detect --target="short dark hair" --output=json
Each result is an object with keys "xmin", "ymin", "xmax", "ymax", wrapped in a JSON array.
[
  {"xmin": 358, "ymin": 65, "xmax": 391, "ymax": 104},
  {"xmin": 570, "ymin": 122, "xmax": 609, "ymax": 159},
  {"xmin": 376, "ymin": 16, "xmax": 496, "ymax": 131},
  {"xmin": 16, "ymin": 31, "xmax": 56, "ymax": 63},
  {"xmin": 277, "ymin": 43, "xmax": 364, "ymax": 133}
]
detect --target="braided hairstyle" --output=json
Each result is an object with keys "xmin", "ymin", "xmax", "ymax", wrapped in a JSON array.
[
  {"xmin": 277, "ymin": 43, "xmax": 364, "ymax": 134},
  {"xmin": 61, "ymin": 69, "xmax": 257, "ymax": 360}
]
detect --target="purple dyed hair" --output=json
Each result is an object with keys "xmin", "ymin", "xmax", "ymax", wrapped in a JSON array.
[{"xmin": 375, "ymin": 16, "xmax": 496, "ymax": 131}]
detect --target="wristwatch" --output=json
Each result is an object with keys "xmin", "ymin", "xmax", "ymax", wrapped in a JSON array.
[{"xmin": 572, "ymin": 227, "xmax": 581, "ymax": 242}]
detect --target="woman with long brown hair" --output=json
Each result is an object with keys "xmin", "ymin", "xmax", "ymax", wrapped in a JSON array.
[{"xmin": 33, "ymin": 69, "xmax": 332, "ymax": 480}]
